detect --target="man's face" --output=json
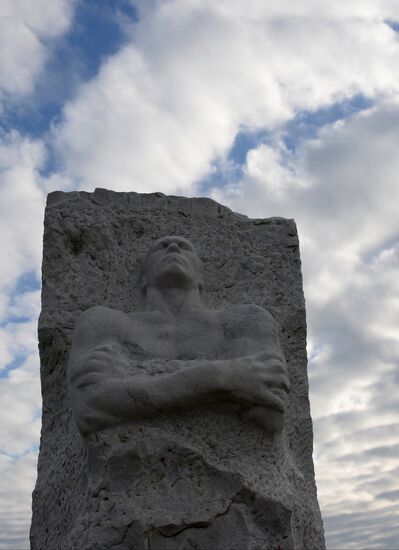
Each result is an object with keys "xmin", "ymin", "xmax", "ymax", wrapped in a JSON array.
[{"xmin": 142, "ymin": 236, "xmax": 203, "ymax": 292}]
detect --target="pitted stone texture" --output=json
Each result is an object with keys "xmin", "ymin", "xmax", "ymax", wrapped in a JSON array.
[{"xmin": 31, "ymin": 189, "xmax": 324, "ymax": 549}]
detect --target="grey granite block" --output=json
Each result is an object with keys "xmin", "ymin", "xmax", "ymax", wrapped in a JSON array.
[{"xmin": 31, "ymin": 189, "xmax": 324, "ymax": 550}]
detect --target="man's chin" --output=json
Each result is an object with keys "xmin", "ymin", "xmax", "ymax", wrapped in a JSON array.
[{"xmin": 157, "ymin": 265, "xmax": 192, "ymax": 288}]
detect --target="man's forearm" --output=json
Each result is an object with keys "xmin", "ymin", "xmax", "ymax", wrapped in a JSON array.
[
  {"xmin": 71, "ymin": 357, "xmax": 226, "ymax": 434},
  {"xmin": 71, "ymin": 351, "xmax": 288, "ymax": 435},
  {"xmin": 128, "ymin": 359, "xmax": 226, "ymax": 411}
]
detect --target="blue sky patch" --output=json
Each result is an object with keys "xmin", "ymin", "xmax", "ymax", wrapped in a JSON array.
[
  {"xmin": 199, "ymin": 95, "xmax": 373, "ymax": 194},
  {"xmin": 282, "ymin": 95, "xmax": 373, "ymax": 152},
  {"xmin": 228, "ymin": 128, "xmax": 270, "ymax": 165},
  {"xmin": 13, "ymin": 272, "xmax": 40, "ymax": 295},
  {"xmin": 68, "ymin": 0, "xmax": 138, "ymax": 79},
  {"xmin": 0, "ymin": 444, "xmax": 40, "ymax": 460},
  {"xmin": 385, "ymin": 20, "xmax": 399, "ymax": 33},
  {"xmin": 198, "ymin": 128, "xmax": 271, "ymax": 193},
  {"xmin": 0, "ymin": 354, "xmax": 27, "ymax": 379}
]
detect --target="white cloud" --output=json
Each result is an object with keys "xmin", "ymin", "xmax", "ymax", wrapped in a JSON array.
[
  {"xmin": 0, "ymin": 129, "xmax": 46, "ymax": 550},
  {"xmin": 0, "ymin": 451, "xmax": 38, "ymax": 550},
  {"xmin": 7, "ymin": 289, "xmax": 41, "ymax": 321},
  {"xmin": 0, "ymin": 318, "xmax": 38, "ymax": 371},
  {"xmin": 1, "ymin": 1, "xmax": 399, "ymax": 548},
  {"xmin": 0, "ymin": 351, "xmax": 41, "ymax": 455},
  {"xmin": 213, "ymin": 98, "xmax": 399, "ymax": 399},
  {"xmin": 0, "ymin": 131, "xmax": 47, "ymax": 320},
  {"xmin": 0, "ymin": 336, "xmax": 41, "ymax": 548},
  {"xmin": 54, "ymin": 1, "xmax": 399, "ymax": 194},
  {"xmin": 133, "ymin": 0, "xmax": 399, "ymax": 21},
  {"xmin": 0, "ymin": 0, "xmax": 74, "ymax": 105},
  {"xmin": 211, "ymin": 99, "xmax": 399, "ymax": 547}
]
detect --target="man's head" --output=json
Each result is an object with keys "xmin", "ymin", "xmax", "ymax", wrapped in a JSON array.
[{"xmin": 139, "ymin": 236, "xmax": 204, "ymax": 295}]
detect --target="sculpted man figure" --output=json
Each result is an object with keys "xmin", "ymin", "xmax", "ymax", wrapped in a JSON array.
[
  {"xmin": 31, "ymin": 191, "xmax": 325, "ymax": 550},
  {"xmin": 68, "ymin": 236, "xmax": 290, "ymax": 435}
]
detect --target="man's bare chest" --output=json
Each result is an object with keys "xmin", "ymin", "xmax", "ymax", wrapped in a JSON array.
[{"xmin": 122, "ymin": 311, "xmax": 226, "ymax": 360}]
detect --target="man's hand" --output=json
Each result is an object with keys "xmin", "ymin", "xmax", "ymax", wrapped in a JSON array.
[
  {"xmin": 219, "ymin": 351, "xmax": 290, "ymax": 413},
  {"xmin": 68, "ymin": 343, "xmax": 128, "ymax": 390},
  {"xmin": 68, "ymin": 329, "xmax": 290, "ymax": 435}
]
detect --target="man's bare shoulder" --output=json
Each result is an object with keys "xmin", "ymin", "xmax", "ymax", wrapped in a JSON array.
[
  {"xmin": 220, "ymin": 303, "xmax": 276, "ymax": 323},
  {"xmin": 217, "ymin": 303, "xmax": 278, "ymax": 341},
  {"xmin": 73, "ymin": 305, "xmax": 132, "ymax": 345},
  {"xmin": 77, "ymin": 305, "xmax": 130, "ymax": 326}
]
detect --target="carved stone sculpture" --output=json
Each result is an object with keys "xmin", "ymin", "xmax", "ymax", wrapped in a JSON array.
[
  {"xmin": 69, "ymin": 235, "xmax": 290, "ymax": 437},
  {"xmin": 31, "ymin": 189, "xmax": 325, "ymax": 550}
]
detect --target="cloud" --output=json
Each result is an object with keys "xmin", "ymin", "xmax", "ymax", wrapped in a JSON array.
[
  {"xmin": 0, "ymin": 351, "xmax": 41, "ymax": 455},
  {"xmin": 1, "ymin": 2, "xmax": 399, "ymax": 548},
  {"xmin": 212, "ymin": 100, "xmax": 399, "ymax": 416},
  {"xmin": 0, "ymin": 318, "xmax": 38, "ymax": 371},
  {"xmin": 52, "ymin": 1, "xmax": 399, "ymax": 194},
  {"xmin": 0, "ymin": 32, "xmax": 79, "ymax": 541},
  {"xmin": 0, "ymin": 451, "xmax": 38, "ymax": 550},
  {"xmin": 0, "ymin": 345, "xmax": 41, "ymax": 548},
  {"xmin": 376, "ymin": 489, "xmax": 399, "ymax": 502},
  {"xmin": 0, "ymin": 131, "xmax": 47, "ymax": 319},
  {"xmin": 7, "ymin": 289, "xmax": 41, "ymax": 321},
  {"xmin": 0, "ymin": 0, "xmax": 75, "ymax": 108},
  {"xmin": 324, "ymin": 504, "xmax": 399, "ymax": 549},
  {"xmin": 211, "ymin": 98, "xmax": 399, "ymax": 548},
  {"xmin": 0, "ymin": 129, "xmax": 48, "ymax": 549}
]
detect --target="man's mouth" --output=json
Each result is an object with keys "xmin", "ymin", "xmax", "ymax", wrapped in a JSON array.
[{"xmin": 163, "ymin": 254, "xmax": 185, "ymax": 265}]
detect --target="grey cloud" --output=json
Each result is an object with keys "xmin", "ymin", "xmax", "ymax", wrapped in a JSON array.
[
  {"xmin": 357, "ymin": 475, "xmax": 399, "ymax": 496},
  {"xmin": 2, "ymin": 2, "xmax": 399, "ymax": 548},
  {"xmin": 315, "ymin": 421, "xmax": 399, "ymax": 455},
  {"xmin": 325, "ymin": 507, "xmax": 399, "ymax": 549},
  {"xmin": 215, "ymin": 100, "xmax": 399, "ymax": 550},
  {"xmin": 376, "ymin": 489, "xmax": 399, "ymax": 502},
  {"xmin": 336, "ymin": 443, "xmax": 399, "ymax": 462}
]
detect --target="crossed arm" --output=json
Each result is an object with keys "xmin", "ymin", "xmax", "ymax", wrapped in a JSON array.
[{"xmin": 67, "ymin": 306, "xmax": 290, "ymax": 435}]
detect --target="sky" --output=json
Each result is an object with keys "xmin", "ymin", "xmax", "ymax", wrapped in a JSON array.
[{"xmin": 0, "ymin": 0, "xmax": 399, "ymax": 548}]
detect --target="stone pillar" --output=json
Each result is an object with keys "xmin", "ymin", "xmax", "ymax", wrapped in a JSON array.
[{"xmin": 31, "ymin": 189, "xmax": 324, "ymax": 549}]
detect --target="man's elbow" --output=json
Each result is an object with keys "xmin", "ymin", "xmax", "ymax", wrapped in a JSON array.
[
  {"xmin": 73, "ymin": 410, "xmax": 96, "ymax": 436},
  {"xmin": 70, "ymin": 397, "xmax": 118, "ymax": 436},
  {"xmin": 69, "ymin": 382, "xmax": 116, "ymax": 436}
]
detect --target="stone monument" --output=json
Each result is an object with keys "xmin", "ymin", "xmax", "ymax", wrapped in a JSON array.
[{"xmin": 31, "ymin": 189, "xmax": 325, "ymax": 549}]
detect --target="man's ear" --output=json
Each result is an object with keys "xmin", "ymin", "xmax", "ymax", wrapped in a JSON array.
[
  {"xmin": 139, "ymin": 273, "xmax": 147, "ymax": 295},
  {"xmin": 196, "ymin": 258, "xmax": 205, "ymax": 292},
  {"xmin": 198, "ymin": 275, "xmax": 204, "ymax": 292}
]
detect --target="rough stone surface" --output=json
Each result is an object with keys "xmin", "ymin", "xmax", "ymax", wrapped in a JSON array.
[{"xmin": 31, "ymin": 189, "xmax": 325, "ymax": 550}]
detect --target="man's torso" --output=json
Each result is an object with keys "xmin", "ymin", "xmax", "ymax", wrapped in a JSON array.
[{"xmin": 88, "ymin": 303, "xmax": 275, "ymax": 363}]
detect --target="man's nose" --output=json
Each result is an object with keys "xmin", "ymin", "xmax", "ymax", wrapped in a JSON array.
[{"xmin": 166, "ymin": 242, "xmax": 180, "ymax": 252}]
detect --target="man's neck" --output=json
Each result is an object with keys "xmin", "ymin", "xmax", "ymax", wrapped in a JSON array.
[{"xmin": 145, "ymin": 286, "xmax": 203, "ymax": 316}]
